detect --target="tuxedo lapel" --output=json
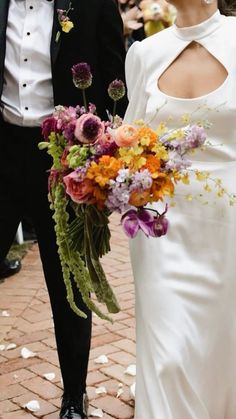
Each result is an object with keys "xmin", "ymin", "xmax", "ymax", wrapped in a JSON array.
[{"xmin": 51, "ymin": 0, "xmax": 71, "ymax": 67}]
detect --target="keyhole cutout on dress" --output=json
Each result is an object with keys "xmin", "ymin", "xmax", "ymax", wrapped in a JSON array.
[{"xmin": 157, "ymin": 42, "xmax": 228, "ymax": 99}]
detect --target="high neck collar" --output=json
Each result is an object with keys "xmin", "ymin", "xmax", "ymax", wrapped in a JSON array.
[{"xmin": 172, "ymin": 10, "xmax": 225, "ymax": 41}]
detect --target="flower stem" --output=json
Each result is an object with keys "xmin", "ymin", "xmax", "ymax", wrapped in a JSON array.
[
  {"xmin": 112, "ymin": 101, "xmax": 117, "ymax": 124},
  {"xmin": 82, "ymin": 89, "xmax": 87, "ymax": 111}
]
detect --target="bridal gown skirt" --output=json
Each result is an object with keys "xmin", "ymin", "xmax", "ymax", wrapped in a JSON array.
[{"xmin": 130, "ymin": 162, "xmax": 236, "ymax": 419}]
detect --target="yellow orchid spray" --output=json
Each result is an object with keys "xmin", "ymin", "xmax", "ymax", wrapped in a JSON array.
[{"xmin": 56, "ymin": 2, "xmax": 74, "ymax": 42}]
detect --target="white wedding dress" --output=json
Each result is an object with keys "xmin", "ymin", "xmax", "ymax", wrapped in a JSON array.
[{"xmin": 125, "ymin": 11, "xmax": 236, "ymax": 419}]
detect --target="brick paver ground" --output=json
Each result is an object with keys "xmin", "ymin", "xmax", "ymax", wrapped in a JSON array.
[{"xmin": 0, "ymin": 215, "xmax": 136, "ymax": 418}]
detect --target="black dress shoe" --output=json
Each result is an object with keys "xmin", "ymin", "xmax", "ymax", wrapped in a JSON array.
[
  {"xmin": 0, "ymin": 259, "xmax": 21, "ymax": 279},
  {"xmin": 59, "ymin": 393, "xmax": 88, "ymax": 419}
]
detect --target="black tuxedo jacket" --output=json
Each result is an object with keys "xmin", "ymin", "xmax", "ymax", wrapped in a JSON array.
[{"xmin": 0, "ymin": 0, "xmax": 128, "ymax": 120}]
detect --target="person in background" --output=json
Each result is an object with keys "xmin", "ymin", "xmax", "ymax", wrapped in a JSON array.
[
  {"xmin": 140, "ymin": 0, "xmax": 175, "ymax": 36},
  {"xmin": 0, "ymin": 0, "xmax": 127, "ymax": 418},
  {"xmin": 119, "ymin": 0, "xmax": 145, "ymax": 48}
]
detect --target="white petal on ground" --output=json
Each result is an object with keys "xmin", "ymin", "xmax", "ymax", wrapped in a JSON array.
[
  {"xmin": 13, "ymin": 374, "xmax": 19, "ymax": 379},
  {"xmin": 116, "ymin": 388, "xmax": 124, "ymax": 398},
  {"xmin": 21, "ymin": 347, "xmax": 37, "ymax": 359},
  {"xmin": 95, "ymin": 386, "xmax": 107, "ymax": 394},
  {"xmin": 124, "ymin": 364, "xmax": 136, "ymax": 376},
  {"xmin": 118, "ymin": 382, "xmax": 123, "ymax": 388},
  {"xmin": 130, "ymin": 382, "xmax": 136, "ymax": 399},
  {"xmin": 23, "ymin": 400, "xmax": 40, "ymax": 412},
  {"xmin": 90, "ymin": 408, "xmax": 104, "ymax": 417},
  {"xmin": 0, "ymin": 345, "xmax": 5, "ymax": 351},
  {"xmin": 6, "ymin": 343, "xmax": 17, "ymax": 350},
  {"xmin": 94, "ymin": 355, "xmax": 109, "ymax": 364},
  {"xmin": 1, "ymin": 310, "xmax": 10, "ymax": 317},
  {"xmin": 43, "ymin": 372, "xmax": 56, "ymax": 381}
]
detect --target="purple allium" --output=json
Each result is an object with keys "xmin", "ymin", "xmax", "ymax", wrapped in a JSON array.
[
  {"xmin": 72, "ymin": 63, "xmax": 92, "ymax": 90},
  {"xmin": 108, "ymin": 79, "xmax": 126, "ymax": 102}
]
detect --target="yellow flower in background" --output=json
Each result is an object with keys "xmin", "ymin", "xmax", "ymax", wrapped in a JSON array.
[
  {"xmin": 61, "ymin": 20, "xmax": 74, "ymax": 33},
  {"xmin": 195, "ymin": 171, "xmax": 210, "ymax": 181}
]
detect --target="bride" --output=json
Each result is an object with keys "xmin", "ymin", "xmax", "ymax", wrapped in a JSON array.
[{"xmin": 125, "ymin": 0, "xmax": 236, "ymax": 418}]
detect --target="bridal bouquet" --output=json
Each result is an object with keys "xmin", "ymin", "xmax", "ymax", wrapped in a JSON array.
[{"xmin": 39, "ymin": 62, "xmax": 221, "ymax": 320}]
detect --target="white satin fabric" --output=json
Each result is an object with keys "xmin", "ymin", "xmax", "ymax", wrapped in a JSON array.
[{"xmin": 125, "ymin": 11, "xmax": 236, "ymax": 419}]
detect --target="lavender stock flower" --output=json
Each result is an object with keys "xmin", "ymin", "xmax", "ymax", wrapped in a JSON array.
[
  {"xmin": 130, "ymin": 169, "xmax": 153, "ymax": 192},
  {"xmin": 106, "ymin": 181, "xmax": 131, "ymax": 213},
  {"xmin": 185, "ymin": 125, "xmax": 207, "ymax": 149}
]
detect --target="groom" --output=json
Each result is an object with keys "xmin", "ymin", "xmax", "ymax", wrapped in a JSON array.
[{"xmin": 0, "ymin": 0, "xmax": 127, "ymax": 418}]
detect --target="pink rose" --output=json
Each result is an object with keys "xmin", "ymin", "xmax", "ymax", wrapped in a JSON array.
[
  {"xmin": 74, "ymin": 113, "xmax": 105, "ymax": 144},
  {"xmin": 63, "ymin": 171, "xmax": 94, "ymax": 204}
]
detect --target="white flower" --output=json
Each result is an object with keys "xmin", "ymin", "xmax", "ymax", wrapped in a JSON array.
[
  {"xmin": 6, "ymin": 343, "xmax": 17, "ymax": 350},
  {"xmin": 1, "ymin": 310, "xmax": 10, "ymax": 317},
  {"xmin": 91, "ymin": 408, "xmax": 103, "ymax": 417},
  {"xmin": 94, "ymin": 355, "xmax": 108, "ymax": 364},
  {"xmin": 23, "ymin": 400, "xmax": 40, "ymax": 412},
  {"xmin": 124, "ymin": 364, "xmax": 136, "ymax": 376},
  {"xmin": 43, "ymin": 372, "xmax": 56, "ymax": 381},
  {"xmin": 130, "ymin": 382, "xmax": 136, "ymax": 399},
  {"xmin": 21, "ymin": 347, "xmax": 37, "ymax": 359},
  {"xmin": 95, "ymin": 386, "xmax": 107, "ymax": 395}
]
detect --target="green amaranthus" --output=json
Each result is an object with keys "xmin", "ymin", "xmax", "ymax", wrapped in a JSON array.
[{"xmin": 39, "ymin": 135, "xmax": 120, "ymax": 322}]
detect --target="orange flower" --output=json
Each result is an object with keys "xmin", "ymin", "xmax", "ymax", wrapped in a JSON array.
[
  {"xmin": 92, "ymin": 186, "xmax": 107, "ymax": 209},
  {"xmin": 129, "ymin": 190, "xmax": 151, "ymax": 207},
  {"xmin": 137, "ymin": 127, "xmax": 158, "ymax": 147},
  {"xmin": 150, "ymin": 175, "xmax": 175, "ymax": 201},
  {"xmin": 87, "ymin": 156, "xmax": 123, "ymax": 187},
  {"xmin": 143, "ymin": 154, "xmax": 161, "ymax": 177}
]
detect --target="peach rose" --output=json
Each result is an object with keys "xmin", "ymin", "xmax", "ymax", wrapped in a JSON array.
[
  {"xmin": 114, "ymin": 124, "xmax": 139, "ymax": 147},
  {"xmin": 63, "ymin": 171, "xmax": 94, "ymax": 204}
]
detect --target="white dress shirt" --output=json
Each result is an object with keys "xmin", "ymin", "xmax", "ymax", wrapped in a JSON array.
[{"xmin": 1, "ymin": 0, "xmax": 55, "ymax": 127}]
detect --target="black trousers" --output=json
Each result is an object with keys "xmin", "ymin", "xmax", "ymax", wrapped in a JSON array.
[{"xmin": 0, "ymin": 116, "xmax": 92, "ymax": 397}]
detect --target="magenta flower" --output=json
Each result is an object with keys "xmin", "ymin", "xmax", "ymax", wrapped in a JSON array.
[
  {"xmin": 41, "ymin": 116, "xmax": 58, "ymax": 140},
  {"xmin": 121, "ymin": 209, "xmax": 155, "ymax": 238},
  {"xmin": 121, "ymin": 206, "xmax": 169, "ymax": 239},
  {"xmin": 63, "ymin": 120, "xmax": 76, "ymax": 143},
  {"xmin": 149, "ymin": 205, "xmax": 169, "ymax": 238},
  {"xmin": 72, "ymin": 63, "xmax": 92, "ymax": 90},
  {"xmin": 74, "ymin": 113, "xmax": 105, "ymax": 144},
  {"xmin": 150, "ymin": 215, "xmax": 169, "ymax": 237}
]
